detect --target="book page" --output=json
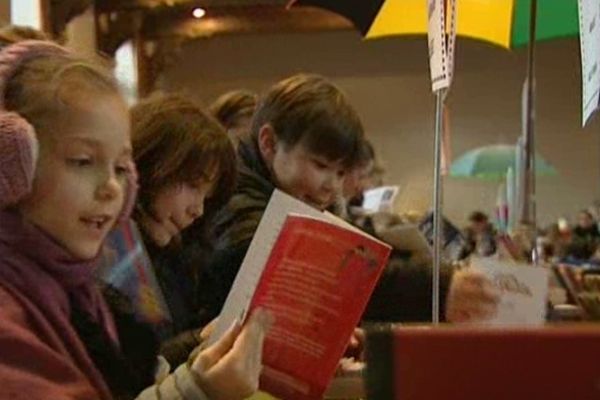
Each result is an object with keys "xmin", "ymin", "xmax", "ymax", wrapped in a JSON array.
[
  {"xmin": 378, "ymin": 224, "xmax": 432, "ymax": 260},
  {"xmin": 471, "ymin": 258, "xmax": 549, "ymax": 325},
  {"xmin": 208, "ymin": 190, "xmax": 325, "ymax": 344}
]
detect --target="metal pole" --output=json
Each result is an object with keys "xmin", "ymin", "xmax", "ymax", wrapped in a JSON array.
[
  {"xmin": 524, "ymin": 0, "xmax": 538, "ymax": 263},
  {"xmin": 432, "ymin": 88, "xmax": 445, "ymax": 324}
]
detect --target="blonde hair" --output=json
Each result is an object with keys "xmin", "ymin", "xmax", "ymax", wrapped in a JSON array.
[
  {"xmin": 4, "ymin": 51, "xmax": 121, "ymax": 139},
  {"xmin": 0, "ymin": 25, "xmax": 49, "ymax": 46}
]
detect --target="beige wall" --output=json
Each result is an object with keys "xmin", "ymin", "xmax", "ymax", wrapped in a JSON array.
[
  {"xmin": 0, "ymin": 0, "xmax": 10, "ymax": 26},
  {"xmin": 164, "ymin": 31, "xmax": 599, "ymax": 226},
  {"xmin": 65, "ymin": 9, "xmax": 97, "ymax": 58}
]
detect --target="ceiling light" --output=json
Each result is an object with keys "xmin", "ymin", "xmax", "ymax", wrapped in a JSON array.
[{"xmin": 192, "ymin": 7, "xmax": 206, "ymax": 19}]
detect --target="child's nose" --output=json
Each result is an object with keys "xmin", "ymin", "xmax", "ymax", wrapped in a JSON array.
[
  {"xmin": 188, "ymin": 202, "xmax": 204, "ymax": 220},
  {"xmin": 326, "ymin": 172, "xmax": 343, "ymax": 193},
  {"xmin": 96, "ymin": 173, "xmax": 121, "ymax": 202}
]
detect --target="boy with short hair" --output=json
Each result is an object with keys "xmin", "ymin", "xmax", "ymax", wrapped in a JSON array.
[
  {"xmin": 199, "ymin": 73, "xmax": 498, "ymax": 325},
  {"xmin": 200, "ymin": 74, "xmax": 363, "ymax": 318}
]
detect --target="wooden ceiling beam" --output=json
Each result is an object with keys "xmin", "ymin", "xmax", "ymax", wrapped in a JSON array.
[
  {"xmin": 140, "ymin": 5, "xmax": 352, "ymax": 40},
  {"xmin": 95, "ymin": 0, "xmax": 201, "ymax": 12},
  {"xmin": 45, "ymin": 0, "xmax": 93, "ymax": 40}
]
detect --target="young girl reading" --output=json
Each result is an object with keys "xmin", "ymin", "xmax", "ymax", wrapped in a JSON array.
[{"xmin": 0, "ymin": 40, "xmax": 270, "ymax": 400}]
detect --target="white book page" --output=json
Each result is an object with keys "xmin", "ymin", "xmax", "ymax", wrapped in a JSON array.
[
  {"xmin": 377, "ymin": 224, "xmax": 431, "ymax": 258},
  {"xmin": 471, "ymin": 258, "xmax": 549, "ymax": 325},
  {"xmin": 208, "ymin": 190, "xmax": 324, "ymax": 344}
]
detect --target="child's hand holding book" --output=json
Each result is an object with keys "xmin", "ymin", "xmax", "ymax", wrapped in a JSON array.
[{"xmin": 191, "ymin": 309, "xmax": 274, "ymax": 400}]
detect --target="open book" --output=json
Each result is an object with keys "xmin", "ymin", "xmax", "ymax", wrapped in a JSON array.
[
  {"xmin": 209, "ymin": 190, "xmax": 391, "ymax": 400},
  {"xmin": 418, "ymin": 211, "xmax": 466, "ymax": 261}
]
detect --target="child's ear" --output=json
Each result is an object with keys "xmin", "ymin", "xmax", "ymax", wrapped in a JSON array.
[{"xmin": 257, "ymin": 124, "xmax": 277, "ymax": 164}]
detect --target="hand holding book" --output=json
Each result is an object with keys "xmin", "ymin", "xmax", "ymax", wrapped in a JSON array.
[
  {"xmin": 209, "ymin": 190, "xmax": 391, "ymax": 400},
  {"xmin": 191, "ymin": 308, "xmax": 274, "ymax": 400}
]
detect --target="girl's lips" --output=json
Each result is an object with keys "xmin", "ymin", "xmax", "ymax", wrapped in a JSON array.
[{"xmin": 79, "ymin": 215, "xmax": 113, "ymax": 237}]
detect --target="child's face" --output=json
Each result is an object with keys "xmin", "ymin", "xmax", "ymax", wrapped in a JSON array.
[
  {"xmin": 343, "ymin": 160, "xmax": 374, "ymax": 200},
  {"xmin": 578, "ymin": 212, "xmax": 594, "ymax": 229},
  {"xmin": 271, "ymin": 141, "xmax": 346, "ymax": 210},
  {"xmin": 18, "ymin": 95, "xmax": 131, "ymax": 260},
  {"xmin": 147, "ymin": 178, "xmax": 214, "ymax": 246}
]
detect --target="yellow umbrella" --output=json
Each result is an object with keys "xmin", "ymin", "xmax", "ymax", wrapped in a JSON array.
[{"xmin": 291, "ymin": 0, "xmax": 579, "ymax": 48}]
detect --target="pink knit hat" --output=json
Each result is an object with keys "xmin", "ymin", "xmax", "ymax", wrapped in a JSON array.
[
  {"xmin": 0, "ymin": 40, "xmax": 137, "ymax": 222},
  {"xmin": 0, "ymin": 112, "xmax": 37, "ymax": 208},
  {"xmin": 0, "ymin": 41, "xmax": 66, "ymax": 210}
]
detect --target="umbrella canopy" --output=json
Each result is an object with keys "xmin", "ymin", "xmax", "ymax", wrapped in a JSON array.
[
  {"xmin": 290, "ymin": 0, "xmax": 579, "ymax": 48},
  {"xmin": 449, "ymin": 144, "xmax": 557, "ymax": 180}
]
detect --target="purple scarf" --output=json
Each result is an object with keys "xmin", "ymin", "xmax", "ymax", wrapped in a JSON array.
[{"xmin": 0, "ymin": 209, "xmax": 117, "ymax": 399}]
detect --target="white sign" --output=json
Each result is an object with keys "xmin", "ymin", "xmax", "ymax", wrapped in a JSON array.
[
  {"xmin": 426, "ymin": 0, "xmax": 457, "ymax": 93},
  {"xmin": 362, "ymin": 185, "xmax": 400, "ymax": 213},
  {"xmin": 579, "ymin": 0, "xmax": 600, "ymax": 126},
  {"xmin": 471, "ymin": 258, "xmax": 549, "ymax": 325}
]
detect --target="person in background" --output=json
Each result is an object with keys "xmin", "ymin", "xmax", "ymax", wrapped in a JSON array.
[
  {"xmin": 344, "ymin": 139, "xmax": 376, "ymax": 208},
  {"xmin": 329, "ymin": 139, "xmax": 376, "ymax": 220},
  {"xmin": 573, "ymin": 210, "xmax": 600, "ymax": 242},
  {"xmin": 209, "ymin": 90, "xmax": 257, "ymax": 148},
  {"xmin": 463, "ymin": 211, "xmax": 497, "ymax": 257},
  {"xmin": 0, "ymin": 40, "xmax": 269, "ymax": 400},
  {"xmin": 565, "ymin": 210, "xmax": 600, "ymax": 262}
]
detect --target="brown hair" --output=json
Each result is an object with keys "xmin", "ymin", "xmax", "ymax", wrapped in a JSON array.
[
  {"xmin": 0, "ymin": 25, "xmax": 50, "ymax": 47},
  {"xmin": 209, "ymin": 89, "xmax": 257, "ymax": 131},
  {"xmin": 131, "ymin": 93, "xmax": 237, "ymax": 216},
  {"xmin": 356, "ymin": 139, "xmax": 376, "ymax": 168},
  {"xmin": 4, "ymin": 50, "xmax": 122, "ymax": 140},
  {"xmin": 251, "ymin": 74, "xmax": 364, "ymax": 169},
  {"xmin": 469, "ymin": 211, "xmax": 489, "ymax": 224}
]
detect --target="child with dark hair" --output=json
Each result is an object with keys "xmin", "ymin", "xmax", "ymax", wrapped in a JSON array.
[
  {"xmin": 209, "ymin": 90, "xmax": 257, "ymax": 147},
  {"xmin": 131, "ymin": 93, "xmax": 237, "ymax": 247},
  {"xmin": 566, "ymin": 210, "xmax": 600, "ymax": 261},
  {"xmin": 199, "ymin": 74, "xmax": 365, "ymax": 320},
  {"xmin": 199, "ymin": 73, "xmax": 499, "ymax": 326},
  {"xmin": 463, "ymin": 211, "xmax": 497, "ymax": 257},
  {"xmin": 103, "ymin": 93, "xmax": 239, "ymax": 365}
]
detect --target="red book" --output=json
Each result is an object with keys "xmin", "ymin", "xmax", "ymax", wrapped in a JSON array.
[{"xmin": 209, "ymin": 190, "xmax": 391, "ymax": 400}]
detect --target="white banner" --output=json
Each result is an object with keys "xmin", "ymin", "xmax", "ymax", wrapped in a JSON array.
[
  {"xmin": 579, "ymin": 0, "xmax": 600, "ymax": 126},
  {"xmin": 426, "ymin": 0, "xmax": 457, "ymax": 93}
]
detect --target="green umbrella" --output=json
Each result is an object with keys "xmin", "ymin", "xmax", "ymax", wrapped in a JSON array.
[{"xmin": 449, "ymin": 144, "xmax": 557, "ymax": 180}]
